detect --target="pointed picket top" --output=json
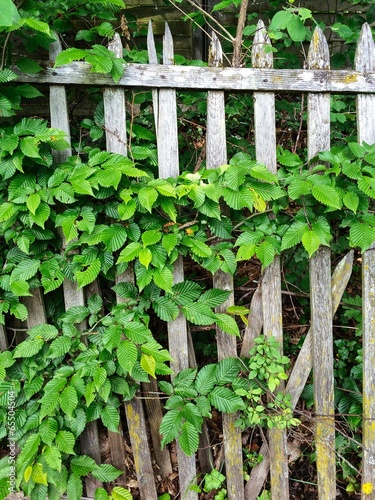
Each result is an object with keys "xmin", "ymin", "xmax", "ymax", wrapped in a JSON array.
[
  {"xmin": 252, "ymin": 19, "xmax": 273, "ymax": 69},
  {"xmin": 208, "ymin": 32, "xmax": 223, "ymax": 68},
  {"xmin": 108, "ymin": 32, "xmax": 123, "ymax": 58},
  {"xmin": 308, "ymin": 26, "xmax": 329, "ymax": 70},
  {"xmin": 163, "ymin": 22, "xmax": 174, "ymax": 65},
  {"xmin": 355, "ymin": 22, "xmax": 375, "ymax": 72},
  {"xmin": 147, "ymin": 20, "xmax": 158, "ymax": 65}
]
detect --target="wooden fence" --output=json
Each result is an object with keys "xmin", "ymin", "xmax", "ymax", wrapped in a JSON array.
[{"xmin": 7, "ymin": 18, "xmax": 375, "ymax": 500}]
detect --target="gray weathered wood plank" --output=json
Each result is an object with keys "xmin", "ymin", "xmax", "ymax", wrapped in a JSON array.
[
  {"xmin": 308, "ymin": 26, "xmax": 336, "ymax": 499},
  {"xmin": 251, "ymin": 20, "xmax": 288, "ymax": 500},
  {"xmin": 14, "ymin": 62, "xmax": 375, "ymax": 93},
  {"xmin": 355, "ymin": 22, "xmax": 375, "ymax": 497},
  {"xmin": 50, "ymin": 36, "xmax": 102, "ymax": 498},
  {"xmin": 206, "ymin": 33, "xmax": 244, "ymax": 500},
  {"xmin": 156, "ymin": 23, "xmax": 197, "ymax": 500}
]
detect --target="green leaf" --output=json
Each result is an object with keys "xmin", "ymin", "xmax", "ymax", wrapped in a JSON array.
[
  {"xmin": 311, "ymin": 185, "xmax": 341, "ymax": 209},
  {"xmin": 39, "ymin": 418, "xmax": 58, "ymax": 446},
  {"xmin": 17, "ymin": 434, "xmax": 40, "ymax": 467},
  {"xmin": 95, "ymin": 488, "xmax": 110, "ymax": 500},
  {"xmin": 13, "ymin": 338, "xmax": 44, "ymax": 358},
  {"xmin": 117, "ymin": 340, "xmax": 138, "ymax": 373},
  {"xmin": 76, "ymin": 258, "xmax": 101, "ymax": 288},
  {"xmin": 281, "ymin": 221, "xmax": 309, "ymax": 251},
  {"xmin": 26, "ymin": 192, "xmax": 41, "ymax": 214},
  {"xmin": 179, "ymin": 421, "xmax": 200, "ymax": 456},
  {"xmin": 117, "ymin": 242, "xmax": 142, "ymax": 263},
  {"xmin": 43, "ymin": 446, "xmax": 61, "ymax": 472},
  {"xmin": 31, "ymin": 202, "xmax": 50, "ymax": 228},
  {"xmin": 216, "ymin": 357, "xmax": 242, "ymax": 384},
  {"xmin": 32, "ymin": 463, "xmax": 48, "ymax": 485},
  {"xmin": 208, "ymin": 386, "xmax": 245, "ymax": 413},
  {"xmin": 287, "ymin": 14, "xmax": 308, "ymax": 42},
  {"xmin": 67, "ymin": 473, "xmax": 83, "ymax": 500},
  {"xmin": 101, "ymin": 406, "xmax": 120, "ymax": 432},
  {"xmin": 71, "ymin": 455, "xmax": 97, "ymax": 476},
  {"xmin": 197, "ymin": 289, "xmax": 230, "ymax": 308},
  {"xmin": 140, "ymin": 353, "xmax": 156, "ymax": 378},
  {"xmin": 172, "ymin": 281, "xmax": 202, "ymax": 305},
  {"xmin": 153, "ymin": 266, "xmax": 173, "ymax": 293},
  {"xmin": 153, "ymin": 296, "xmax": 179, "ymax": 321},
  {"xmin": 138, "ymin": 186, "xmax": 158, "ymax": 212},
  {"xmin": 62, "ymin": 306, "xmax": 89, "ymax": 324},
  {"xmin": 182, "ymin": 302, "xmax": 216, "ymax": 326},
  {"xmin": 60, "ymin": 386, "xmax": 78, "ymax": 418},
  {"xmin": 91, "ymin": 464, "xmax": 123, "ymax": 482},
  {"xmin": 142, "ymin": 229, "xmax": 162, "ymax": 246},
  {"xmin": 256, "ymin": 240, "xmax": 276, "ymax": 267},
  {"xmin": 349, "ymin": 222, "xmax": 375, "ymax": 252},
  {"xmin": 17, "ymin": 57, "xmax": 43, "ymax": 74},
  {"xmin": 301, "ymin": 230, "xmax": 321, "ymax": 257},
  {"xmin": 215, "ymin": 313, "xmax": 240, "ymax": 336},
  {"xmin": 111, "ymin": 487, "xmax": 133, "ymax": 500},
  {"xmin": 54, "ymin": 48, "xmax": 87, "ymax": 67},
  {"xmin": 270, "ymin": 10, "xmax": 293, "ymax": 30},
  {"xmin": 195, "ymin": 364, "xmax": 217, "ymax": 395},
  {"xmin": 10, "ymin": 259, "xmax": 40, "ymax": 282},
  {"xmin": 160, "ymin": 409, "xmax": 183, "ymax": 446},
  {"xmin": 0, "ymin": 0, "xmax": 19, "ymax": 26},
  {"xmin": 139, "ymin": 247, "xmax": 152, "ymax": 269},
  {"xmin": 343, "ymin": 191, "xmax": 359, "ymax": 213},
  {"xmin": 56, "ymin": 431, "xmax": 75, "ymax": 455}
]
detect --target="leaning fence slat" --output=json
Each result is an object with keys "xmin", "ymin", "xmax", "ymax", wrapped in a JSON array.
[
  {"xmin": 154, "ymin": 24, "xmax": 197, "ymax": 499},
  {"xmin": 240, "ymin": 284, "xmax": 262, "ymax": 358},
  {"xmin": 246, "ymin": 250, "xmax": 354, "ymax": 500},
  {"xmin": 308, "ymin": 26, "xmax": 336, "ymax": 499},
  {"xmin": 251, "ymin": 20, "xmax": 289, "ymax": 499},
  {"xmin": 355, "ymin": 23, "xmax": 375, "ymax": 496},
  {"xmin": 50, "ymin": 36, "xmax": 102, "ymax": 498},
  {"xmin": 206, "ymin": 32, "xmax": 244, "ymax": 500}
]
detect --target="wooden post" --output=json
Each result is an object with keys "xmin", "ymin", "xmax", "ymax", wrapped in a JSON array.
[
  {"xmin": 252, "ymin": 20, "xmax": 289, "ymax": 499},
  {"xmin": 308, "ymin": 26, "xmax": 336, "ymax": 499},
  {"xmin": 355, "ymin": 22, "xmax": 375, "ymax": 498},
  {"xmin": 206, "ymin": 32, "xmax": 244, "ymax": 500},
  {"xmin": 154, "ymin": 23, "xmax": 198, "ymax": 499},
  {"xmin": 50, "ymin": 36, "xmax": 102, "ymax": 498}
]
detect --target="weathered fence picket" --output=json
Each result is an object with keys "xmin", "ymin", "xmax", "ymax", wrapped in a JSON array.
[
  {"xmin": 8, "ymin": 19, "xmax": 375, "ymax": 500},
  {"xmin": 206, "ymin": 32, "xmax": 245, "ymax": 500},
  {"xmin": 355, "ymin": 23, "xmax": 375, "ymax": 497},
  {"xmin": 49, "ymin": 37, "xmax": 103, "ymax": 498},
  {"xmin": 307, "ymin": 27, "xmax": 336, "ymax": 499}
]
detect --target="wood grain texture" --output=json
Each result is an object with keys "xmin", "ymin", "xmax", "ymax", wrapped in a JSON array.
[
  {"xmin": 14, "ymin": 62, "xmax": 375, "ymax": 93},
  {"xmin": 308, "ymin": 27, "xmax": 335, "ymax": 499},
  {"xmin": 207, "ymin": 32, "xmax": 244, "ymax": 500},
  {"xmin": 156, "ymin": 25, "xmax": 197, "ymax": 499},
  {"xmin": 252, "ymin": 20, "xmax": 289, "ymax": 500},
  {"xmin": 355, "ymin": 22, "xmax": 375, "ymax": 497},
  {"xmin": 240, "ymin": 284, "xmax": 262, "ymax": 358},
  {"xmin": 0, "ymin": 324, "xmax": 7, "ymax": 351}
]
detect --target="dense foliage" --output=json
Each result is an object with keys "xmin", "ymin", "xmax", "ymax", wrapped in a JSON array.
[{"xmin": 0, "ymin": 0, "xmax": 373, "ymax": 498}]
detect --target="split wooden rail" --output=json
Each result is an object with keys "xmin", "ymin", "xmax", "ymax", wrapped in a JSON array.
[{"xmin": 6, "ymin": 19, "xmax": 375, "ymax": 500}]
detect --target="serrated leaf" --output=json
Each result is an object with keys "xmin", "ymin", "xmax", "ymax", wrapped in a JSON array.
[
  {"xmin": 142, "ymin": 229, "xmax": 162, "ymax": 246},
  {"xmin": 60, "ymin": 386, "xmax": 78, "ymax": 418},
  {"xmin": 13, "ymin": 338, "xmax": 44, "ymax": 358},
  {"xmin": 182, "ymin": 302, "xmax": 216, "ymax": 326},
  {"xmin": 101, "ymin": 406, "xmax": 120, "ymax": 432},
  {"xmin": 160, "ymin": 409, "xmax": 183, "ymax": 446},
  {"xmin": 343, "ymin": 191, "xmax": 359, "ymax": 213},
  {"xmin": 117, "ymin": 340, "xmax": 137, "ymax": 373},
  {"xmin": 91, "ymin": 464, "xmax": 123, "ymax": 482},
  {"xmin": 215, "ymin": 313, "xmax": 240, "ymax": 336},
  {"xmin": 140, "ymin": 353, "xmax": 156, "ymax": 378},
  {"xmin": 208, "ymin": 386, "xmax": 245, "ymax": 413},
  {"xmin": 111, "ymin": 487, "xmax": 133, "ymax": 500},
  {"xmin": 17, "ymin": 434, "xmax": 40, "ymax": 467},
  {"xmin": 349, "ymin": 221, "xmax": 375, "ymax": 252},
  {"xmin": 311, "ymin": 185, "xmax": 341, "ymax": 209},
  {"xmin": 95, "ymin": 488, "xmax": 110, "ymax": 500},
  {"xmin": 153, "ymin": 266, "xmax": 173, "ymax": 293},
  {"xmin": 172, "ymin": 280, "xmax": 202, "ymax": 305},
  {"xmin": 43, "ymin": 446, "xmax": 61, "ymax": 471},
  {"xmin": 117, "ymin": 242, "xmax": 142, "ymax": 263},
  {"xmin": 56, "ymin": 431, "xmax": 75, "ymax": 454},
  {"xmin": 39, "ymin": 418, "xmax": 58, "ymax": 446},
  {"xmin": 179, "ymin": 421, "xmax": 200, "ymax": 456},
  {"xmin": 138, "ymin": 186, "xmax": 158, "ymax": 212},
  {"xmin": 256, "ymin": 240, "xmax": 276, "ymax": 267},
  {"xmin": 139, "ymin": 247, "xmax": 152, "ymax": 269},
  {"xmin": 198, "ymin": 289, "xmax": 230, "ymax": 308},
  {"xmin": 76, "ymin": 258, "xmax": 101, "ymax": 288},
  {"xmin": 153, "ymin": 296, "xmax": 179, "ymax": 321},
  {"xmin": 301, "ymin": 230, "xmax": 321, "ymax": 257},
  {"xmin": 195, "ymin": 364, "xmax": 217, "ymax": 395},
  {"xmin": 10, "ymin": 259, "xmax": 40, "ymax": 282},
  {"xmin": 32, "ymin": 463, "xmax": 48, "ymax": 485},
  {"xmin": 281, "ymin": 221, "xmax": 309, "ymax": 251},
  {"xmin": 48, "ymin": 336, "xmax": 71, "ymax": 358},
  {"xmin": 67, "ymin": 472, "xmax": 83, "ymax": 500},
  {"xmin": 62, "ymin": 306, "xmax": 89, "ymax": 324}
]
